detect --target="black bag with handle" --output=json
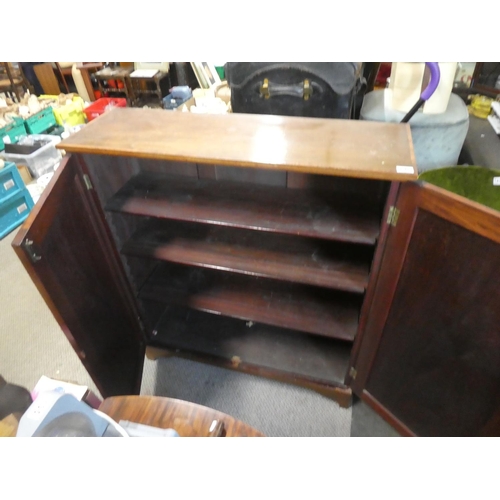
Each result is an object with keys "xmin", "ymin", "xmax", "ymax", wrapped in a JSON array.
[{"xmin": 225, "ymin": 62, "xmax": 364, "ymax": 119}]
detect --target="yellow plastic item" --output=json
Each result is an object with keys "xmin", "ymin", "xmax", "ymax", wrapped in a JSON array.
[
  {"xmin": 40, "ymin": 95, "xmax": 86, "ymax": 126},
  {"xmin": 467, "ymin": 94, "xmax": 493, "ymax": 119}
]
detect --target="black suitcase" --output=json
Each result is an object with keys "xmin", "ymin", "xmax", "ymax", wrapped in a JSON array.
[{"xmin": 225, "ymin": 62, "xmax": 364, "ymax": 119}]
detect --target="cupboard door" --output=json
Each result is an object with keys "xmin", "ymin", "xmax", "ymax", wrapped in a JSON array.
[
  {"xmin": 12, "ymin": 155, "xmax": 145, "ymax": 398},
  {"xmin": 349, "ymin": 181, "xmax": 500, "ymax": 436}
]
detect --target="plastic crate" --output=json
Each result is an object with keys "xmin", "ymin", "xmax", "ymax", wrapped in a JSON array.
[
  {"xmin": 0, "ymin": 134, "xmax": 62, "ymax": 179},
  {"xmin": 83, "ymin": 98, "xmax": 127, "ymax": 122},
  {"xmin": 52, "ymin": 96, "xmax": 86, "ymax": 126},
  {"xmin": 46, "ymin": 125, "xmax": 65, "ymax": 136},
  {"xmin": 0, "ymin": 162, "xmax": 25, "ymax": 203},
  {"xmin": 24, "ymin": 107, "xmax": 57, "ymax": 134},
  {"xmin": 0, "ymin": 188, "xmax": 34, "ymax": 239},
  {"xmin": 0, "ymin": 117, "xmax": 27, "ymax": 151}
]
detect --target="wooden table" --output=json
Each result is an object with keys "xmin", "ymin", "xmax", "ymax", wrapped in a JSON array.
[
  {"xmin": 94, "ymin": 67, "xmax": 135, "ymax": 104},
  {"xmin": 99, "ymin": 396, "xmax": 264, "ymax": 437},
  {"xmin": 129, "ymin": 71, "xmax": 171, "ymax": 107}
]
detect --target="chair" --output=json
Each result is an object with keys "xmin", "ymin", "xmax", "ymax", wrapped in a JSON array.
[
  {"xmin": 0, "ymin": 63, "xmax": 34, "ymax": 101},
  {"xmin": 33, "ymin": 63, "xmax": 62, "ymax": 95},
  {"xmin": 55, "ymin": 62, "xmax": 79, "ymax": 93}
]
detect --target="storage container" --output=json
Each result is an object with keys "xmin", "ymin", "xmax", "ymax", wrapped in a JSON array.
[
  {"xmin": 24, "ymin": 107, "xmax": 58, "ymax": 135},
  {"xmin": 51, "ymin": 96, "xmax": 86, "ymax": 126},
  {"xmin": 162, "ymin": 94, "xmax": 191, "ymax": 110},
  {"xmin": 83, "ymin": 98, "xmax": 127, "ymax": 122},
  {"xmin": 0, "ymin": 162, "xmax": 26, "ymax": 203},
  {"xmin": 0, "ymin": 117, "xmax": 27, "ymax": 151},
  {"xmin": 0, "ymin": 135, "xmax": 62, "ymax": 179},
  {"xmin": 0, "ymin": 188, "xmax": 34, "ymax": 239}
]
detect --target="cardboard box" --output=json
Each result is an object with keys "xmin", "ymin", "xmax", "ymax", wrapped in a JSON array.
[
  {"xmin": 17, "ymin": 164, "xmax": 33, "ymax": 185},
  {"xmin": 0, "ymin": 413, "xmax": 20, "ymax": 437},
  {"xmin": 388, "ymin": 62, "xmax": 458, "ymax": 114},
  {"xmin": 172, "ymin": 96, "xmax": 195, "ymax": 112}
]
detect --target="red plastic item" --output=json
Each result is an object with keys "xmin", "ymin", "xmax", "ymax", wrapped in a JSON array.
[{"xmin": 84, "ymin": 98, "xmax": 127, "ymax": 122}]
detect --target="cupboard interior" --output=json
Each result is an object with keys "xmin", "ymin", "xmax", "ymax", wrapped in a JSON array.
[{"xmin": 83, "ymin": 155, "xmax": 390, "ymax": 393}]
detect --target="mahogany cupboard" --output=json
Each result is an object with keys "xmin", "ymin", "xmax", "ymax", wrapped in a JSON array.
[{"xmin": 12, "ymin": 109, "xmax": 500, "ymax": 436}]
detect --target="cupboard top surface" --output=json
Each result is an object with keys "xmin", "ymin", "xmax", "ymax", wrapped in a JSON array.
[{"xmin": 58, "ymin": 108, "xmax": 417, "ymax": 181}]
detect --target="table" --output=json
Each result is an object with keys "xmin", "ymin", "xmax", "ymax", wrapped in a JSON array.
[
  {"xmin": 98, "ymin": 396, "xmax": 264, "ymax": 437},
  {"xmin": 129, "ymin": 71, "xmax": 171, "ymax": 107},
  {"xmin": 94, "ymin": 67, "xmax": 135, "ymax": 104}
]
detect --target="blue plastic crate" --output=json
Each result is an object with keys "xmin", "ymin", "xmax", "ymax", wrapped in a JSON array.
[
  {"xmin": 0, "ymin": 187, "xmax": 34, "ymax": 239},
  {"xmin": 0, "ymin": 162, "xmax": 25, "ymax": 203}
]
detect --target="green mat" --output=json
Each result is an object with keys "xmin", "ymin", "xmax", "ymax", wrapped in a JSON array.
[{"xmin": 419, "ymin": 166, "xmax": 500, "ymax": 212}]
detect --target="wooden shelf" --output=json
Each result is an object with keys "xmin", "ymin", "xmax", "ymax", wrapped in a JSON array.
[
  {"xmin": 123, "ymin": 220, "xmax": 372, "ymax": 293},
  {"xmin": 138, "ymin": 263, "xmax": 361, "ymax": 342},
  {"xmin": 150, "ymin": 304, "xmax": 352, "ymax": 388},
  {"xmin": 107, "ymin": 172, "xmax": 381, "ymax": 245}
]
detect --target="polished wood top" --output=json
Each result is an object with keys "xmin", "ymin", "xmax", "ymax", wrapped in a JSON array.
[
  {"xmin": 99, "ymin": 395, "xmax": 264, "ymax": 437},
  {"xmin": 59, "ymin": 108, "xmax": 417, "ymax": 181}
]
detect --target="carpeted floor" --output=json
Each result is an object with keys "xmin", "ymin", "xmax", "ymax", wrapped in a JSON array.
[{"xmin": 0, "ymin": 229, "xmax": 352, "ymax": 436}]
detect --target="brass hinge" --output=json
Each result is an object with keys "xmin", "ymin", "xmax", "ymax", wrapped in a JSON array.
[
  {"xmin": 260, "ymin": 78, "xmax": 270, "ymax": 99},
  {"xmin": 349, "ymin": 367, "xmax": 357, "ymax": 380},
  {"xmin": 23, "ymin": 238, "xmax": 41, "ymax": 263},
  {"xmin": 387, "ymin": 206, "xmax": 400, "ymax": 227},
  {"xmin": 83, "ymin": 174, "xmax": 93, "ymax": 190},
  {"xmin": 303, "ymin": 79, "xmax": 311, "ymax": 100}
]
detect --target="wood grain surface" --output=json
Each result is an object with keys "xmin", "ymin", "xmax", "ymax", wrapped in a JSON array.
[
  {"xmin": 99, "ymin": 396, "xmax": 264, "ymax": 437},
  {"xmin": 58, "ymin": 108, "xmax": 417, "ymax": 181}
]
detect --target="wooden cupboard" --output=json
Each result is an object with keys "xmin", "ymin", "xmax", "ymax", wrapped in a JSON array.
[{"xmin": 13, "ymin": 109, "xmax": 500, "ymax": 436}]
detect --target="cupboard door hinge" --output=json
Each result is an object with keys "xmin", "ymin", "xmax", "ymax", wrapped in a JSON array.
[
  {"xmin": 83, "ymin": 174, "xmax": 93, "ymax": 190},
  {"xmin": 23, "ymin": 238, "xmax": 41, "ymax": 263},
  {"xmin": 386, "ymin": 206, "xmax": 400, "ymax": 227},
  {"xmin": 349, "ymin": 367, "xmax": 357, "ymax": 380}
]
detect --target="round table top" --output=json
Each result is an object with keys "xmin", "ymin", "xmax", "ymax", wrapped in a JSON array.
[{"xmin": 99, "ymin": 395, "xmax": 264, "ymax": 437}]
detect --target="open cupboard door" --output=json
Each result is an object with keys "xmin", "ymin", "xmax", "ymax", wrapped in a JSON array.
[
  {"xmin": 349, "ymin": 180, "xmax": 500, "ymax": 437},
  {"xmin": 12, "ymin": 155, "xmax": 145, "ymax": 398}
]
